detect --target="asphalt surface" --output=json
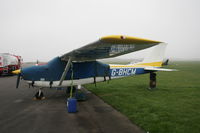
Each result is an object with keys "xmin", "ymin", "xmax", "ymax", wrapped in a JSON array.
[{"xmin": 0, "ymin": 75, "xmax": 144, "ymax": 133}]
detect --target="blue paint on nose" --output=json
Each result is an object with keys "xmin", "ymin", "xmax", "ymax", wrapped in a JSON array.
[
  {"xmin": 21, "ymin": 57, "xmax": 65, "ymax": 81},
  {"xmin": 22, "ymin": 65, "xmax": 48, "ymax": 81}
]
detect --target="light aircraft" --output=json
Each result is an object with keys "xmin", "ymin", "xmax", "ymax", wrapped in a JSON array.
[{"xmin": 12, "ymin": 35, "xmax": 175, "ymax": 99}]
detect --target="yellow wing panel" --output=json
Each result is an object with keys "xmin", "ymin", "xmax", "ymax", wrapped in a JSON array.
[{"xmin": 101, "ymin": 35, "xmax": 161, "ymax": 44}]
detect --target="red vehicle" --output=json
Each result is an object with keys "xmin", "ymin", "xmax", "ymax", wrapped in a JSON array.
[{"xmin": 0, "ymin": 53, "xmax": 22, "ymax": 76}]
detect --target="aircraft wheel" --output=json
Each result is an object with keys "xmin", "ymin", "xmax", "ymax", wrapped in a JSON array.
[{"xmin": 34, "ymin": 91, "xmax": 45, "ymax": 100}]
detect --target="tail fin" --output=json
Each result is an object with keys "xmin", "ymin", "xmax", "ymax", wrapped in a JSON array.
[{"xmin": 135, "ymin": 43, "xmax": 167, "ymax": 67}]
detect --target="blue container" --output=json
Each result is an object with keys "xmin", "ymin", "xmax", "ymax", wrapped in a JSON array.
[{"xmin": 67, "ymin": 98, "xmax": 77, "ymax": 113}]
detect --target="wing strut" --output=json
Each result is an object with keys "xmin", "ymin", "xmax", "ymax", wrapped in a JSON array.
[{"xmin": 59, "ymin": 57, "xmax": 72, "ymax": 86}]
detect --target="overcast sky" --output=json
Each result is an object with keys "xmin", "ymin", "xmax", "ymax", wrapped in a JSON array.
[{"xmin": 0, "ymin": 0, "xmax": 200, "ymax": 62}]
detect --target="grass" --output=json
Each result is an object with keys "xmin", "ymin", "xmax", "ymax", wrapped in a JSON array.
[{"xmin": 85, "ymin": 61, "xmax": 200, "ymax": 133}]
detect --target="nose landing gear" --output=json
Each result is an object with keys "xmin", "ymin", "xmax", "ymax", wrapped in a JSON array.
[{"xmin": 34, "ymin": 88, "xmax": 45, "ymax": 100}]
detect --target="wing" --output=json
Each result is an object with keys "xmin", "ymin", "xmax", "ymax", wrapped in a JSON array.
[
  {"xmin": 144, "ymin": 67, "xmax": 177, "ymax": 71},
  {"xmin": 61, "ymin": 35, "xmax": 162, "ymax": 61}
]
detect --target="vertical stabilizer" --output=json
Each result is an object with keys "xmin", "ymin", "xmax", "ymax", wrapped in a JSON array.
[{"xmin": 135, "ymin": 43, "xmax": 167, "ymax": 67}]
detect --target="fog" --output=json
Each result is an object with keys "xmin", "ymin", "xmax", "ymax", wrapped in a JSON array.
[{"xmin": 0, "ymin": 0, "xmax": 200, "ymax": 62}]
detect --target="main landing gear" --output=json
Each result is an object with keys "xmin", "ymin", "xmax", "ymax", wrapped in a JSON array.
[{"xmin": 34, "ymin": 88, "xmax": 45, "ymax": 100}]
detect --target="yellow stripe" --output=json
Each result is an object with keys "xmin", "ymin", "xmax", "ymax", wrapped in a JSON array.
[
  {"xmin": 110, "ymin": 65, "xmax": 137, "ymax": 68},
  {"xmin": 101, "ymin": 35, "xmax": 161, "ymax": 44},
  {"xmin": 110, "ymin": 62, "xmax": 162, "ymax": 68},
  {"xmin": 136, "ymin": 62, "xmax": 162, "ymax": 67}
]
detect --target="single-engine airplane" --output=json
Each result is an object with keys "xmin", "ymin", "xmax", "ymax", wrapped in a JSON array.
[{"xmin": 12, "ymin": 35, "xmax": 175, "ymax": 99}]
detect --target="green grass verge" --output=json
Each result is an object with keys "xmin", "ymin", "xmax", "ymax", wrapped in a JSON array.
[{"xmin": 85, "ymin": 61, "xmax": 200, "ymax": 133}]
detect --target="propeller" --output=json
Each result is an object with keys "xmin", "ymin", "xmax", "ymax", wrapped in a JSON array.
[
  {"xmin": 16, "ymin": 73, "xmax": 21, "ymax": 88},
  {"xmin": 12, "ymin": 69, "xmax": 22, "ymax": 89}
]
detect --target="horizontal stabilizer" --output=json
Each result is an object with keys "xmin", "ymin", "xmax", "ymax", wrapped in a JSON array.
[{"xmin": 144, "ymin": 67, "xmax": 177, "ymax": 71}]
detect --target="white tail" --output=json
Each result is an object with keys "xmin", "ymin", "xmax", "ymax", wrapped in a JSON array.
[{"xmin": 135, "ymin": 43, "xmax": 167, "ymax": 67}]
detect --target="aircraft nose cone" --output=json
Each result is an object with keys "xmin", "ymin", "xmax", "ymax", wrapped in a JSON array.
[{"xmin": 12, "ymin": 69, "xmax": 21, "ymax": 74}]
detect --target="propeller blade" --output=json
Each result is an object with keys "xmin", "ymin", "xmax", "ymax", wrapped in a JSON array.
[{"xmin": 16, "ymin": 73, "xmax": 21, "ymax": 88}]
